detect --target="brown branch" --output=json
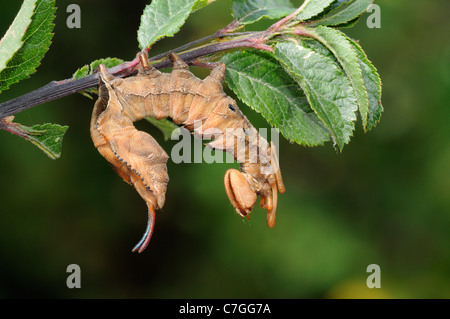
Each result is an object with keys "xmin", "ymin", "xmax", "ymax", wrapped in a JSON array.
[
  {"xmin": 0, "ymin": 31, "xmax": 265, "ymax": 119},
  {"xmin": 0, "ymin": 1, "xmax": 317, "ymax": 122}
]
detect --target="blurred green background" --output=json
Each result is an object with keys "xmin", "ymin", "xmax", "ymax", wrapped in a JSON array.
[{"xmin": 0, "ymin": 0, "xmax": 449, "ymax": 298}]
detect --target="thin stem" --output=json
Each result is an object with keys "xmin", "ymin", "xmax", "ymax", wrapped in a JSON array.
[
  {"xmin": 149, "ymin": 31, "xmax": 258, "ymax": 62},
  {"xmin": 0, "ymin": 117, "xmax": 28, "ymax": 138},
  {"xmin": 292, "ymin": 26, "xmax": 314, "ymax": 38},
  {"xmin": 264, "ymin": 0, "xmax": 309, "ymax": 36}
]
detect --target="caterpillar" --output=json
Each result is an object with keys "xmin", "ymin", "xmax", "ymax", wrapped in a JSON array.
[{"xmin": 90, "ymin": 52, "xmax": 285, "ymax": 253}]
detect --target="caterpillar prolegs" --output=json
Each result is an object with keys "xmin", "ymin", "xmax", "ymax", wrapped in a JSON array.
[{"xmin": 90, "ymin": 53, "xmax": 285, "ymax": 253}]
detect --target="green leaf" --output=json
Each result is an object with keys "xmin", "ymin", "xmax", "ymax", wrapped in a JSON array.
[
  {"xmin": 314, "ymin": 0, "xmax": 371, "ymax": 26},
  {"xmin": 296, "ymin": 0, "xmax": 335, "ymax": 21},
  {"xmin": 231, "ymin": 0, "xmax": 295, "ymax": 25},
  {"xmin": 72, "ymin": 57, "xmax": 125, "ymax": 80},
  {"xmin": 72, "ymin": 57, "xmax": 125, "ymax": 98},
  {"xmin": 222, "ymin": 50, "xmax": 330, "ymax": 146},
  {"xmin": 24, "ymin": 123, "xmax": 68, "ymax": 159},
  {"xmin": 0, "ymin": 0, "xmax": 36, "ymax": 72},
  {"xmin": 299, "ymin": 38, "xmax": 339, "ymax": 64},
  {"xmin": 192, "ymin": 0, "xmax": 217, "ymax": 12},
  {"xmin": 275, "ymin": 40, "xmax": 358, "ymax": 150},
  {"xmin": 0, "ymin": 0, "xmax": 56, "ymax": 93},
  {"xmin": 301, "ymin": 36, "xmax": 381, "ymax": 129},
  {"xmin": 312, "ymin": 26, "xmax": 369, "ymax": 127},
  {"xmin": 144, "ymin": 117, "xmax": 178, "ymax": 141},
  {"xmin": 89, "ymin": 58, "xmax": 125, "ymax": 74},
  {"xmin": 319, "ymin": 0, "xmax": 353, "ymax": 14},
  {"xmin": 347, "ymin": 38, "xmax": 382, "ymax": 131},
  {"xmin": 72, "ymin": 64, "xmax": 89, "ymax": 80},
  {"xmin": 3, "ymin": 121, "xmax": 68, "ymax": 159},
  {"xmin": 331, "ymin": 16, "xmax": 361, "ymax": 29},
  {"xmin": 137, "ymin": 0, "xmax": 198, "ymax": 50}
]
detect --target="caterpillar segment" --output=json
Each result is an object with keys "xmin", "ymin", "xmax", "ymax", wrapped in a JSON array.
[{"xmin": 91, "ymin": 52, "xmax": 284, "ymax": 252}]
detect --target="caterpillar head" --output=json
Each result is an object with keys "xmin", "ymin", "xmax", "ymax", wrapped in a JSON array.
[{"xmin": 201, "ymin": 97, "xmax": 246, "ymax": 134}]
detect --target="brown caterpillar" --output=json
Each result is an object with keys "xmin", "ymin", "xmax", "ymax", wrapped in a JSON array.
[{"xmin": 90, "ymin": 52, "xmax": 285, "ymax": 253}]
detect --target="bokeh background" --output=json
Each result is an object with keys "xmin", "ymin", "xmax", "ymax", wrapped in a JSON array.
[{"xmin": 0, "ymin": 0, "xmax": 448, "ymax": 298}]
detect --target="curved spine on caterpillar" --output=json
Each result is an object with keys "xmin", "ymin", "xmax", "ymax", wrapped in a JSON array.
[{"xmin": 90, "ymin": 52, "xmax": 284, "ymax": 252}]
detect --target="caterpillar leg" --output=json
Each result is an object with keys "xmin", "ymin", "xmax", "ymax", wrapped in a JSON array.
[
  {"xmin": 137, "ymin": 52, "xmax": 162, "ymax": 78},
  {"xmin": 264, "ymin": 141, "xmax": 285, "ymax": 228},
  {"xmin": 270, "ymin": 141, "xmax": 285, "ymax": 194},
  {"xmin": 261, "ymin": 188, "xmax": 276, "ymax": 228},
  {"xmin": 223, "ymin": 141, "xmax": 285, "ymax": 228},
  {"xmin": 168, "ymin": 52, "xmax": 189, "ymax": 70},
  {"xmin": 209, "ymin": 62, "xmax": 226, "ymax": 83},
  {"xmin": 166, "ymin": 52, "xmax": 226, "ymax": 82},
  {"xmin": 224, "ymin": 169, "xmax": 257, "ymax": 218},
  {"xmin": 224, "ymin": 168, "xmax": 278, "ymax": 228},
  {"xmin": 98, "ymin": 64, "xmax": 115, "ymax": 82}
]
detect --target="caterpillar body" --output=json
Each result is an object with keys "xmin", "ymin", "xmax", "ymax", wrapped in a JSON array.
[{"xmin": 90, "ymin": 53, "xmax": 285, "ymax": 253}]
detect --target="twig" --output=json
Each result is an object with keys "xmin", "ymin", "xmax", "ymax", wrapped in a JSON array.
[
  {"xmin": 0, "ymin": 32, "xmax": 265, "ymax": 119},
  {"xmin": 264, "ymin": 0, "xmax": 307, "ymax": 36},
  {"xmin": 0, "ymin": 3, "xmax": 311, "ymax": 120}
]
